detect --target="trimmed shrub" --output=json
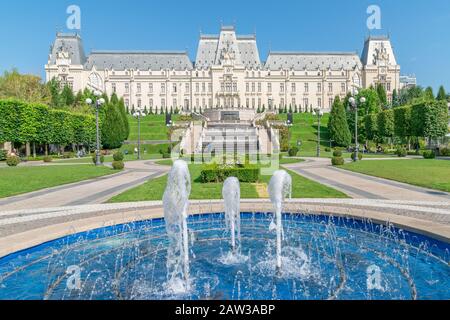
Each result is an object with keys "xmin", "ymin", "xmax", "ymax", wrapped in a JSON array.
[
  {"xmin": 0, "ymin": 149, "xmax": 7, "ymax": 161},
  {"xmin": 43, "ymin": 156, "xmax": 53, "ymax": 163},
  {"xmin": 113, "ymin": 151, "xmax": 124, "ymax": 161},
  {"xmin": 6, "ymin": 155, "xmax": 20, "ymax": 167},
  {"xmin": 324, "ymin": 147, "xmax": 331, "ymax": 152},
  {"xmin": 331, "ymin": 157, "xmax": 344, "ymax": 166},
  {"xmin": 351, "ymin": 152, "xmax": 363, "ymax": 161},
  {"xmin": 112, "ymin": 160, "xmax": 125, "ymax": 170},
  {"xmin": 288, "ymin": 147, "xmax": 299, "ymax": 157},
  {"xmin": 333, "ymin": 150, "xmax": 342, "ymax": 157},
  {"xmin": 423, "ymin": 150, "xmax": 436, "ymax": 159},
  {"xmin": 61, "ymin": 152, "xmax": 75, "ymax": 159},
  {"xmin": 396, "ymin": 147, "xmax": 407, "ymax": 157},
  {"xmin": 200, "ymin": 164, "xmax": 260, "ymax": 183},
  {"xmin": 92, "ymin": 154, "xmax": 105, "ymax": 164},
  {"xmin": 440, "ymin": 147, "xmax": 450, "ymax": 156}
]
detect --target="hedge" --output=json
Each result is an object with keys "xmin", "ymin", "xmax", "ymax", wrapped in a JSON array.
[
  {"xmin": 200, "ymin": 164, "xmax": 260, "ymax": 183},
  {"xmin": 0, "ymin": 99, "xmax": 96, "ymax": 147}
]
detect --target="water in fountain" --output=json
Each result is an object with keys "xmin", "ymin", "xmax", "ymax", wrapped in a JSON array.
[
  {"xmin": 268, "ymin": 170, "xmax": 292, "ymax": 272},
  {"xmin": 162, "ymin": 160, "xmax": 191, "ymax": 293},
  {"xmin": 223, "ymin": 177, "xmax": 241, "ymax": 252}
]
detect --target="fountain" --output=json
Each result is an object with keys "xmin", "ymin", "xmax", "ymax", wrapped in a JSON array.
[
  {"xmin": 162, "ymin": 160, "xmax": 191, "ymax": 292},
  {"xmin": 0, "ymin": 164, "xmax": 448, "ymax": 300},
  {"xmin": 268, "ymin": 170, "xmax": 292, "ymax": 272},
  {"xmin": 222, "ymin": 177, "xmax": 241, "ymax": 252}
]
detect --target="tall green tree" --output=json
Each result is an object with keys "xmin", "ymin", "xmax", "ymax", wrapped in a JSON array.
[
  {"xmin": 328, "ymin": 96, "xmax": 352, "ymax": 147},
  {"xmin": 436, "ymin": 86, "xmax": 447, "ymax": 101},
  {"xmin": 376, "ymin": 84, "xmax": 387, "ymax": 108},
  {"xmin": 424, "ymin": 87, "xmax": 435, "ymax": 100},
  {"xmin": 0, "ymin": 69, "xmax": 50, "ymax": 104},
  {"xmin": 392, "ymin": 89, "xmax": 400, "ymax": 108},
  {"xmin": 60, "ymin": 85, "xmax": 75, "ymax": 107}
]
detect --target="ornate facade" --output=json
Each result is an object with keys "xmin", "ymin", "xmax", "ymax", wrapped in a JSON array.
[{"xmin": 45, "ymin": 26, "xmax": 400, "ymax": 113}]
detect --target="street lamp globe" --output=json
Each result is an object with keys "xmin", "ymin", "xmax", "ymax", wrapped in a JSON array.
[
  {"xmin": 93, "ymin": 90, "xmax": 102, "ymax": 97},
  {"xmin": 85, "ymin": 98, "xmax": 93, "ymax": 105},
  {"xmin": 349, "ymin": 97, "xmax": 356, "ymax": 106},
  {"xmin": 98, "ymin": 98, "xmax": 106, "ymax": 105},
  {"xmin": 360, "ymin": 97, "xmax": 366, "ymax": 104}
]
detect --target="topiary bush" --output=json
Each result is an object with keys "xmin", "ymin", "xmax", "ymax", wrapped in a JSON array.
[
  {"xmin": 288, "ymin": 147, "xmax": 299, "ymax": 157},
  {"xmin": 395, "ymin": 147, "xmax": 407, "ymax": 157},
  {"xmin": 423, "ymin": 150, "xmax": 436, "ymax": 159},
  {"xmin": 333, "ymin": 150, "xmax": 342, "ymax": 157},
  {"xmin": 6, "ymin": 155, "xmax": 20, "ymax": 167},
  {"xmin": 439, "ymin": 147, "xmax": 450, "ymax": 156},
  {"xmin": 200, "ymin": 164, "xmax": 260, "ymax": 183},
  {"xmin": 112, "ymin": 161, "xmax": 125, "ymax": 170},
  {"xmin": 331, "ymin": 157, "xmax": 344, "ymax": 166},
  {"xmin": 324, "ymin": 147, "xmax": 331, "ymax": 152},
  {"xmin": 92, "ymin": 154, "xmax": 105, "ymax": 164},
  {"xmin": 113, "ymin": 151, "xmax": 124, "ymax": 161},
  {"xmin": 43, "ymin": 156, "xmax": 53, "ymax": 163},
  {"xmin": 351, "ymin": 152, "xmax": 363, "ymax": 161},
  {"xmin": 0, "ymin": 149, "xmax": 7, "ymax": 161}
]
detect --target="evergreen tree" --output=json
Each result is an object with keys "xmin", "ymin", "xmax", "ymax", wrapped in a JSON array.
[
  {"xmin": 328, "ymin": 96, "xmax": 352, "ymax": 147},
  {"xmin": 288, "ymin": 104, "xmax": 293, "ymax": 113},
  {"xmin": 376, "ymin": 83, "xmax": 387, "ymax": 108},
  {"xmin": 424, "ymin": 87, "xmax": 434, "ymax": 100},
  {"xmin": 392, "ymin": 89, "xmax": 400, "ymax": 107},
  {"xmin": 100, "ymin": 101, "xmax": 125, "ymax": 149},
  {"xmin": 437, "ymin": 86, "xmax": 447, "ymax": 101},
  {"xmin": 60, "ymin": 85, "xmax": 75, "ymax": 107}
]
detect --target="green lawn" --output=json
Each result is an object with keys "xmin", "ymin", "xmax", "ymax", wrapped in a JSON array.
[
  {"xmin": 108, "ymin": 161, "xmax": 347, "ymax": 202},
  {"xmin": 341, "ymin": 159, "xmax": 450, "ymax": 193},
  {"xmin": 0, "ymin": 165, "xmax": 115, "ymax": 198},
  {"xmin": 127, "ymin": 115, "xmax": 169, "ymax": 141}
]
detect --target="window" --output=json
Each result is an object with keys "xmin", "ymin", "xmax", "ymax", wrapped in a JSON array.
[
  {"xmin": 161, "ymin": 98, "xmax": 166, "ymax": 108},
  {"xmin": 173, "ymin": 98, "xmax": 177, "ymax": 107},
  {"xmin": 258, "ymin": 98, "xmax": 262, "ymax": 108},
  {"xmin": 387, "ymin": 82, "xmax": 391, "ymax": 91},
  {"xmin": 125, "ymin": 83, "xmax": 129, "ymax": 94},
  {"xmin": 137, "ymin": 99, "xmax": 142, "ymax": 108},
  {"xmin": 246, "ymin": 98, "xmax": 250, "ymax": 108},
  {"xmin": 161, "ymin": 83, "xmax": 166, "ymax": 94},
  {"xmin": 202, "ymin": 83, "xmax": 206, "ymax": 93},
  {"xmin": 196, "ymin": 83, "xmax": 200, "ymax": 93},
  {"xmin": 112, "ymin": 83, "xmax": 116, "ymax": 93},
  {"xmin": 328, "ymin": 83, "xmax": 333, "ymax": 93},
  {"xmin": 292, "ymin": 98, "xmax": 296, "ymax": 106},
  {"xmin": 258, "ymin": 82, "xmax": 261, "ymax": 92},
  {"xmin": 341, "ymin": 82, "xmax": 346, "ymax": 93},
  {"xmin": 149, "ymin": 98, "xmax": 153, "ymax": 108},
  {"xmin": 252, "ymin": 83, "xmax": 255, "ymax": 92},
  {"xmin": 291, "ymin": 83, "xmax": 296, "ymax": 92},
  {"xmin": 252, "ymin": 98, "xmax": 255, "ymax": 108},
  {"xmin": 329, "ymin": 98, "xmax": 333, "ymax": 108},
  {"xmin": 202, "ymin": 98, "xmax": 206, "ymax": 107},
  {"xmin": 185, "ymin": 83, "xmax": 190, "ymax": 92},
  {"xmin": 125, "ymin": 99, "xmax": 129, "ymax": 107},
  {"xmin": 246, "ymin": 83, "xmax": 250, "ymax": 92},
  {"xmin": 280, "ymin": 98, "xmax": 285, "ymax": 107},
  {"xmin": 268, "ymin": 83, "xmax": 272, "ymax": 93},
  {"xmin": 268, "ymin": 98, "xmax": 273, "ymax": 109},
  {"xmin": 318, "ymin": 98, "xmax": 322, "ymax": 108},
  {"xmin": 137, "ymin": 83, "xmax": 141, "ymax": 93},
  {"xmin": 208, "ymin": 83, "xmax": 212, "ymax": 92},
  {"xmin": 280, "ymin": 83, "xmax": 285, "ymax": 93},
  {"xmin": 304, "ymin": 83, "xmax": 309, "ymax": 93},
  {"xmin": 149, "ymin": 83, "xmax": 153, "ymax": 93},
  {"xmin": 317, "ymin": 83, "xmax": 322, "ymax": 93},
  {"xmin": 173, "ymin": 83, "xmax": 177, "ymax": 93},
  {"xmin": 303, "ymin": 98, "xmax": 309, "ymax": 109},
  {"xmin": 233, "ymin": 82, "xmax": 237, "ymax": 92}
]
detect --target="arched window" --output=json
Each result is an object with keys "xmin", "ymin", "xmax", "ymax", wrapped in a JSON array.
[{"xmin": 88, "ymin": 72, "xmax": 102, "ymax": 90}]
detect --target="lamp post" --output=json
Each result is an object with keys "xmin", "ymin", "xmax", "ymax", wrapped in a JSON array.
[
  {"xmin": 85, "ymin": 91, "xmax": 105, "ymax": 166},
  {"xmin": 313, "ymin": 107, "xmax": 323, "ymax": 158},
  {"xmin": 133, "ymin": 107, "xmax": 144, "ymax": 160},
  {"xmin": 285, "ymin": 118, "xmax": 293, "ymax": 151},
  {"xmin": 348, "ymin": 90, "xmax": 366, "ymax": 162}
]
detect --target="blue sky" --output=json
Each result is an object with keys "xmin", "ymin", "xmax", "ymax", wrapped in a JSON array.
[{"xmin": 1, "ymin": 0, "xmax": 449, "ymax": 91}]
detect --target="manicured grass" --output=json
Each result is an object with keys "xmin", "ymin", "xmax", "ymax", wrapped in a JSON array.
[
  {"xmin": 127, "ymin": 115, "xmax": 169, "ymax": 141},
  {"xmin": 279, "ymin": 157, "xmax": 305, "ymax": 164},
  {"xmin": 108, "ymin": 162, "xmax": 347, "ymax": 202},
  {"xmin": 0, "ymin": 165, "xmax": 115, "ymax": 198},
  {"xmin": 341, "ymin": 159, "xmax": 450, "ymax": 192}
]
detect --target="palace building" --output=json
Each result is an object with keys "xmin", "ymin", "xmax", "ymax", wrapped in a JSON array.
[{"xmin": 45, "ymin": 26, "xmax": 400, "ymax": 113}]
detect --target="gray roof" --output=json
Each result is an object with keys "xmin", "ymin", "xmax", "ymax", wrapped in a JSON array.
[
  {"xmin": 50, "ymin": 33, "xmax": 86, "ymax": 65},
  {"xmin": 360, "ymin": 35, "xmax": 396, "ymax": 66},
  {"xmin": 84, "ymin": 51, "xmax": 193, "ymax": 71},
  {"xmin": 265, "ymin": 52, "xmax": 362, "ymax": 71}
]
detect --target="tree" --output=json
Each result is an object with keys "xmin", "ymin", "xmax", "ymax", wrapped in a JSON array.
[
  {"xmin": 376, "ymin": 83, "xmax": 387, "ymax": 108},
  {"xmin": 328, "ymin": 96, "xmax": 352, "ymax": 147},
  {"xmin": 0, "ymin": 69, "xmax": 51, "ymax": 104},
  {"xmin": 377, "ymin": 109, "xmax": 394, "ymax": 144},
  {"xmin": 101, "ymin": 101, "xmax": 124, "ymax": 149},
  {"xmin": 437, "ymin": 86, "xmax": 447, "ymax": 101},
  {"xmin": 60, "ymin": 85, "xmax": 75, "ymax": 107},
  {"xmin": 364, "ymin": 113, "xmax": 378, "ymax": 142},
  {"xmin": 424, "ymin": 87, "xmax": 435, "ymax": 100},
  {"xmin": 392, "ymin": 89, "xmax": 400, "ymax": 108}
]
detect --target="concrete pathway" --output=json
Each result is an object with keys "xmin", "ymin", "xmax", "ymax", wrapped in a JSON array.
[
  {"xmin": 283, "ymin": 157, "xmax": 450, "ymax": 201},
  {"xmin": 0, "ymin": 160, "xmax": 169, "ymax": 212}
]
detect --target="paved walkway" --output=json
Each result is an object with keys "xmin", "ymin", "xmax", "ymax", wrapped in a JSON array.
[
  {"xmin": 0, "ymin": 160, "xmax": 169, "ymax": 212},
  {"xmin": 283, "ymin": 157, "xmax": 450, "ymax": 201}
]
